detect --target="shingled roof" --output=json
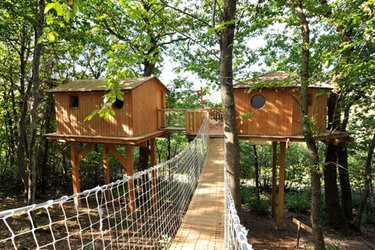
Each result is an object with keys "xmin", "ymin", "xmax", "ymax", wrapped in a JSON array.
[
  {"xmin": 47, "ymin": 76, "xmax": 169, "ymax": 93},
  {"xmin": 234, "ymin": 71, "xmax": 332, "ymax": 89}
]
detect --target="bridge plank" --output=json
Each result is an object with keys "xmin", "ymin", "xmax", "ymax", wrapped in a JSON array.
[{"xmin": 171, "ymin": 138, "xmax": 225, "ymax": 250}]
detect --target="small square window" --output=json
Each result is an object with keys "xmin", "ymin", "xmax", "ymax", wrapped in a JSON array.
[{"xmin": 70, "ymin": 95, "xmax": 79, "ymax": 108}]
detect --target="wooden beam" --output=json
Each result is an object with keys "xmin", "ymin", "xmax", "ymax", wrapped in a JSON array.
[
  {"xmin": 271, "ymin": 142, "xmax": 277, "ymax": 218},
  {"xmin": 70, "ymin": 143, "xmax": 80, "ymax": 205},
  {"xmin": 126, "ymin": 145, "xmax": 135, "ymax": 211},
  {"xmin": 77, "ymin": 143, "xmax": 93, "ymax": 162},
  {"xmin": 150, "ymin": 138, "xmax": 157, "ymax": 210},
  {"xmin": 277, "ymin": 141, "xmax": 287, "ymax": 229},
  {"xmin": 108, "ymin": 145, "xmax": 127, "ymax": 169}
]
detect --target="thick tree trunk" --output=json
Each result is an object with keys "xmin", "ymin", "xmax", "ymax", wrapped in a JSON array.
[
  {"xmin": 17, "ymin": 29, "xmax": 32, "ymax": 194},
  {"xmin": 320, "ymin": 0, "xmax": 354, "ymax": 226},
  {"xmin": 294, "ymin": 0, "xmax": 325, "ymax": 248},
  {"xmin": 40, "ymin": 81, "xmax": 55, "ymax": 192},
  {"xmin": 324, "ymin": 143, "xmax": 347, "ymax": 228},
  {"xmin": 220, "ymin": 0, "xmax": 241, "ymax": 214},
  {"xmin": 27, "ymin": 0, "xmax": 45, "ymax": 207},
  {"xmin": 324, "ymin": 94, "xmax": 347, "ymax": 228},
  {"xmin": 338, "ymin": 143, "xmax": 353, "ymax": 221},
  {"xmin": 355, "ymin": 133, "xmax": 375, "ymax": 230}
]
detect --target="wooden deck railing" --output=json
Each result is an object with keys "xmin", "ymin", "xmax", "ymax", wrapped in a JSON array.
[{"xmin": 158, "ymin": 108, "xmax": 223, "ymax": 135}]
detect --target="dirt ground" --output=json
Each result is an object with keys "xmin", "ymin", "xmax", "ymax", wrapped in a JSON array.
[{"xmin": 242, "ymin": 205, "xmax": 375, "ymax": 250}]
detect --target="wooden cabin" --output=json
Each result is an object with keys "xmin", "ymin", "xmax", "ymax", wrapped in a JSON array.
[
  {"xmin": 45, "ymin": 76, "xmax": 168, "ymax": 206},
  {"xmin": 46, "ymin": 76, "xmax": 169, "ymax": 142},
  {"xmin": 234, "ymin": 71, "xmax": 332, "ymax": 137}
]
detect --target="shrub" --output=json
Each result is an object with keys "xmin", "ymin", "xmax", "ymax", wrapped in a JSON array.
[
  {"xmin": 285, "ymin": 190, "xmax": 311, "ymax": 214},
  {"xmin": 248, "ymin": 195, "xmax": 269, "ymax": 216}
]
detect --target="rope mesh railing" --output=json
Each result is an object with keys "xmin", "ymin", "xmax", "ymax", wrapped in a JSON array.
[
  {"xmin": 0, "ymin": 116, "xmax": 209, "ymax": 250},
  {"xmin": 224, "ymin": 152, "xmax": 253, "ymax": 249}
]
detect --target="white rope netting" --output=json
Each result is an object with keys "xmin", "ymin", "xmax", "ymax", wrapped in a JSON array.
[
  {"xmin": 0, "ymin": 117, "xmax": 209, "ymax": 250},
  {"xmin": 224, "ymin": 149, "xmax": 253, "ymax": 250}
]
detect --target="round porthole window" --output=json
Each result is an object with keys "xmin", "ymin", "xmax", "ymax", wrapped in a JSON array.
[{"xmin": 250, "ymin": 94, "xmax": 265, "ymax": 109}]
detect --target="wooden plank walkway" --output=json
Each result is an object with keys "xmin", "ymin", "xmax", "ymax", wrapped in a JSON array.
[{"xmin": 171, "ymin": 138, "xmax": 225, "ymax": 250}]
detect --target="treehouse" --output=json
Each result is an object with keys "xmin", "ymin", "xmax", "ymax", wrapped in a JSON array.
[
  {"xmin": 45, "ymin": 76, "xmax": 169, "ymax": 206},
  {"xmin": 46, "ymin": 76, "xmax": 169, "ymax": 142},
  {"xmin": 234, "ymin": 71, "xmax": 331, "ymax": 139},
  {"xmin": 233, "ymin": 71, "xmax": 351, "ymax": 229}
]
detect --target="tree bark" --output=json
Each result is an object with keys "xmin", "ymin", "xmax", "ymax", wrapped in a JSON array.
[
  {"xmin": 355, "ymin": 133, "xmax": 375, "ymax": 231},
  {"xmin": 320, "ymin": 0, "xmax": 354, "ymax": 225},
  {"xmin": 27, "ymin": 0, "xmax": 45, "ymax": 208},
  {"xmin": 220, "ymin": 0, "xmax": 241, "ymax": 214},
  {"xmin": 16, "ymin": 27, "xmax": 32, "ymax": 194},
  {"xmin": 324, "ymin": 94, "xmax": 347, "ymax": 228},
  {"xmin": 293, "ymin": 0, "xmax": 325, "ymax": 248},
  {"xmin": 338, "ymin": 143, "xmax": 353, "ymax": 221}
]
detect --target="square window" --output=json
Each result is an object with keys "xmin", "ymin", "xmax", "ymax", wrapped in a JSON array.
[{"xmin": 70, "ymin": 96, "xmax": 79, "ymax": 108}]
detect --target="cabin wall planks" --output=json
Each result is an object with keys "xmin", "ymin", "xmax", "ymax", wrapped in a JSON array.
[
  {"xmin": 53, "ymin": 77, "xmax": 168, "ymax": 138},
  {"xmin": 234, "ymin": 87, "xmax": 329, "ymax": 136}
]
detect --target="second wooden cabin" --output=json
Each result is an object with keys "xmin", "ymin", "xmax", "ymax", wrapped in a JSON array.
[{"xmin": 234, "ymin": 71, "xmax": 332, "ymax": 137}]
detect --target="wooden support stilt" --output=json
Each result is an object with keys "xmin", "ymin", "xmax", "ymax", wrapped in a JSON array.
[
  {"xmin": 126, "ymin": 145, "xmax": 135, "ymax": 211},
  {"xmin": 103, "ymin": 144, "xmax": 111, "ymax": 200},
  {"xmin": 103, "ymin": 145, "xmax": 110, "ymax": 185},
  {"xmin": 150, "ymin": 138, "xmax": 157, "ymax": 210},
  {"xmin": 271, "ymin": 141, "xmax": 277, "ymax": 218},
  {"xmin": 277, "ymin": 141, "xmax": 287, "ymax": 229},
  {"xmin": 70, "ymin": 143, "xmax": 80, "ymax": 205}
]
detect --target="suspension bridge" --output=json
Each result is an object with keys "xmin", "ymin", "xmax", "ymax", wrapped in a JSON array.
[{"xmin": 0, "ymin": 117, "xmax": 252, "ymax": 249}]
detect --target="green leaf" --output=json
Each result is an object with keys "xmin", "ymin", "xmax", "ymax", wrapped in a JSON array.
[
  {"xmin": 44, "ymin": 3, "xmax": 55, "ymax": 14},
  {"xmin": 46, "ymin": 14, "xmax": 54, "ymax": 25},
  {"xmin": 54, "ymin": 2, "xmax": 64, "ymax": 16},
  {"xmin": 37, "ymin": 34, "xmax": 45, "ymax": 44},
  {"xmin": 47, "ymin": 32, "xmax": 56, "ymax": 42},
  {"xmin": 239, "ymin": 112, "xmax": 253, "ymax": 120},
  {"xmin": 64, "ymin": 12, "xmax": 71, "ymax": 22},
  {"xmin": 85, "ymin": 110, "xmax": 99, "ymax": 121},
  {"xmin": 73, "ymin": 3, "xmax": 79, "ymax": 15}
]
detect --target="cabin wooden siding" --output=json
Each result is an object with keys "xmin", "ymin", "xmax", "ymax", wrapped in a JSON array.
[
  {"xmin": 55, "ymin": 91, "xmax": 134, "ymax": 137},
  {"xmin": 234, "ymin": 87, "xmax": 328, "ymax": 136},
  {"xmin": 131, "ymin": 78, "xmax": 167, "ymax": 136},
  {"xmin": 291, "ymin": 88, "xmax": 328, "ymax": 135},
  {"xmin": 53, "ymin": 77, "xmax": 168, "ymax": 138}
]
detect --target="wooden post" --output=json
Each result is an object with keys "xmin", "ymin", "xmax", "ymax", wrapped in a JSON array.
[
  {"xmin": 271, "ymin": 141, "xmax": 277, "ymax": 218},
  {"xmin": 103, "ymin": 144, "xmax": 111, "ymax": 200},
  {"xmin": 103, "ymin": 145, "xmax": 110, "ymax": 185},
  {"xmin": 70, "ymin": 143, "xmax": 80, "ymax": 205},
  {"xmin": 277, "ymin": 141, "xmax": 287, "ymax": 229},
  {"xmin": 126, "ymin": 145, "xmax": 135, "ymax": 211},
  {"xmin": 150, "ymin": 138, "xmax": 157, "ymax": 210}
]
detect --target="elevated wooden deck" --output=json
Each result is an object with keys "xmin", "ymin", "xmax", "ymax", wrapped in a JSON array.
[{"xmin": 171, "ymin": 138, "xmax": 225, "ymax": 250}]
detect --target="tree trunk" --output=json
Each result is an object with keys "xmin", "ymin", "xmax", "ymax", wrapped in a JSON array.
[
  {"xmin": 252, "ymin": 145, "xmax": 260, "ymax": 200},
  {"xmin": 40, "ymin": 81, "xmax": 55, "ymax": 192},
  {"xmin": 293, "ymin": 0, "xmax": 325, "ymax": 248},
  {"xmin": 324, "ymin": 143, "xmax": 347, "ymax": 228},
  {"xmin": 323, "ymin": 94, "xmax": 347, "ymax": 228},
  {"xmin": 220, "ymin": 0, "xmax": 241, "ymax": 214},
  {"xmin": 320, "ymin": 0, "xmax": 354, "ymax": 226},
  {"xmin": 355, "ymin": 133, "xmax": 375, "ymax": 230},
  {"xmin": 338, "ymin": 143, "xmax": 353, "ymax": 221},
  {"xmin": 27, "ymin": 0, "xmax": 45, "ymax": 208},
  {"xmin": 17, "ymin": 28, "xmax": 32, "ymax": 194}
]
